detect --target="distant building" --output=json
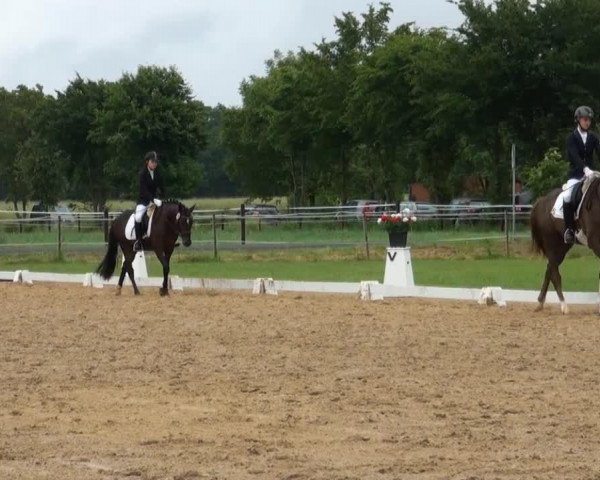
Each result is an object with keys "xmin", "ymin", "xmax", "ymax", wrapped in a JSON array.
[{"xmin": 408, "ymin": 183, "xmax": 430, "ymax": 202}]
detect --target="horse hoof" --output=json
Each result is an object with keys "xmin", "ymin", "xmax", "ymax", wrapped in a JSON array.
[
  {"xmin": 560, "ymin": 302, "xmax": 569, "ymax": 315},
  {"xmin": 134, "ymin": 290, "xmax": 141, "ymax": 296},
  {"xmin": 160, "ymin": 288, "xmax": 169, "ymax": 297},
  {"xmin": 534, "ymin": 302, "xmax": 544, "ymax": 312},
  {"xmin": 115, "ymin": 287, "xmax": 122, "ymax": 297}
]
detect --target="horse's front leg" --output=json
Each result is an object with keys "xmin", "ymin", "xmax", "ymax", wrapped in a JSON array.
[
  {"xmin": 158, "ymin": 252, "xmax": 170, "ymax": 296},
  {"xmin": 597, "ymin": 271, "xmax": 600, "ymax": 315},
  {"xmin": 584, "ymin": 237, "xmax": 600, "ymax": 315}
]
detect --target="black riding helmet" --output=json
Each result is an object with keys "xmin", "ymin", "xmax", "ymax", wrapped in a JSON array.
[
  {"xmin": 575, "ymin": 105, "xmax": 594, "ymax": 121},
  {"xmin": 144, "ymin": 151, "xmax": 159, "ymax": 163}
]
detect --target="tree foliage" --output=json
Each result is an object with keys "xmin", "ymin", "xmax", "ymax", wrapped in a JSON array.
[{"xmin": 3, "ymin": 1, "xmax": 600, "ymax": 209}]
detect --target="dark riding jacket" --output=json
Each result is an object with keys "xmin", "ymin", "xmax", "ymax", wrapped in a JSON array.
[
  {"xmin": 137, "ymin": 168, "xmax": 164, "ymax": 206},
  {"xmin": 566, "ymin": 129, "xmax": 600, "ymax": 178}
]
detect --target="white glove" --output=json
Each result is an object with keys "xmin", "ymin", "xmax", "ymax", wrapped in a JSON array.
[
  {"xmin": 584, "ymin": 167, "xmax": 594, "ymax": 177},
  {"xmin": 153, "ymin": 198, "xmax": 162, "ymax": 207}
]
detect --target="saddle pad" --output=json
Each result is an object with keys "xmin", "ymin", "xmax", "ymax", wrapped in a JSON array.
[
  {"xmin": 125, "ymin": 208, "xmax": 155, "ymax": 241},
  {"xmin": 551, "ymin": 191, "xmax": 566, "ymax": 220},
  {"xmin": 550, "ymin": 172, "xmax": 600, "ymax": 220}
]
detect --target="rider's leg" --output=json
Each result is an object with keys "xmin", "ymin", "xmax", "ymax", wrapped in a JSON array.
[
  {"xmin": 134, "ymin": 204, "xmax": 147, "ymax": 251},
  {"xmin": 562, "ymin": 178, "xmax": 580, "ymax": 245}
]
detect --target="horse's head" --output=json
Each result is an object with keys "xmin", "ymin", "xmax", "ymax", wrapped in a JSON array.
[{"xmin": 176, "ymin": 203, "xmax": 195, "ymax": 247}]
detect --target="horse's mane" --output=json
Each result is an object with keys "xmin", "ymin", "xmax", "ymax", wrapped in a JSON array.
[{"xmin": 163, "ymin": 198, "xmax": 184, "ymax": 207}]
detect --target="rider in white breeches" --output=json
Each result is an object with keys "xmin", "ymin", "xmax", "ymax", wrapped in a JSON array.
[
  {"xmin": 563, "ymin": 106, "xmax": 600, "ymax": 245},
  {"xmin": 134, "ymin": 151, "xmax": 164, "ymax": 251}
]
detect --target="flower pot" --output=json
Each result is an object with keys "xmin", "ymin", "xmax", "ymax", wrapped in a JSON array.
[{"xmin": 388, "ymin": 230, "xmax": 408, "ymax": 248}]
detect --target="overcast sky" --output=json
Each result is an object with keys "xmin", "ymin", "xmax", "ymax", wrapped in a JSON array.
[{"xmin": 0, "ymin": 1, "xmax": 464, "ymax": 107}]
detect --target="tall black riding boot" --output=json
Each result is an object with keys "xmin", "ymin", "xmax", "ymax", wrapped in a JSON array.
[
  {"xmin": 563, "ymin": 201, "xmax": 576, "ymax": 245},
  {"xmin": 133, "ymin": 221, "xmax": 144, "ymax": 251}
]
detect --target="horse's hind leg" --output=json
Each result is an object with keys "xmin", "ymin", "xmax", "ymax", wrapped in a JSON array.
[
  {"xmin": 549, "ymin": 262, "xmax": 569, "ymax": 314},
  {"xmin": 116, "ymin": 262, "xmax": 127, "ymax": 296},
  {"xmin": 124, "ymin": 255, "xmax": 141, "ymax": 295},
  {"xmin": 536, "ymin": 263, "xmax": 552, "ymax": 311}
]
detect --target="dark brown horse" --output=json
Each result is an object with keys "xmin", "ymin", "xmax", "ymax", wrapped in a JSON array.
[
  {"xmin": 531, "ymin": 176, "xmax": 600, "ymax": 313},
  {"xmin": 96, "ymin": 200, "xmax": 195, "ymax": 295}
]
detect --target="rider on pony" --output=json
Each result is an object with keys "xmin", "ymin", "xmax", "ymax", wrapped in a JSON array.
[
  {"xmin": 134, "ymin": 151, "xmax": 165, "ymax": 252},
  {"xmin": 563, "ymin": 106, "xmax": 600, "ymax": 245}
]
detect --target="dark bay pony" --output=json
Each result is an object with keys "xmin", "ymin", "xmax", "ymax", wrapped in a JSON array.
[
  {"xmin": 531, "ymin": 175, "xmax": 600, "ymax": 313},
  {"xmin": 96, "ymin": 200, "xmax": 195, "ymax": 296}
]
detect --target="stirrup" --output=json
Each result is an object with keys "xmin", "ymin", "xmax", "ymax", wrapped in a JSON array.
[
  {"xmin": 133, "ymin": 239, "xmax": 143, "ymax": 252},
  {"xmin": 564, "ymin": 229, "xmax": 575, "ymax": 245}
]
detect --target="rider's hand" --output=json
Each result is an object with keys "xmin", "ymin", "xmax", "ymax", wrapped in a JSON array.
[
  {"xmin": 153, "ymin": 198, "xmax": 162, "ymax": 207},
  {"xmin": 584, "ymin": 167, "xmax": 594, "ymax": 177}
]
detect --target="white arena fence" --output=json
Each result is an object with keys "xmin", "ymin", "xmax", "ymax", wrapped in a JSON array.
[
  {"xmin": 2, "ymin": 269, "xmax": 599, "ymax": 308},
  {"xmin": 0, "ymin": 203, "xmax": 533, "ymax": 256}
]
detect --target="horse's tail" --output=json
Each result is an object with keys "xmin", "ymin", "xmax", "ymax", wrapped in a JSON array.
[
  {"xmin": 96, "ymin": 225, "xmax": 119, "ymax": 280},
  {"xmin": 530, "ymin": 200, "xmax": 545, "ymax": 256}
]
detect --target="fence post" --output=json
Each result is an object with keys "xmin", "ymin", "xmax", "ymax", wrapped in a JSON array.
[
  {"xmin": 362, "ymin": 213, "xmax": 370, "ymax": 260},
  {"xmin": 212, "ymin": 214, "xmax": 218, "ymax": 259},
  {"xmin": 77, "ymin": 214, "xmax": 81, "ymax": 233},
  {"xmin": 504, "ymin": 209, "xmax": 509, "ymax": 257},
  {"xmin": 57, "ymin": 215, "xmax": 62, "ymax": 259},
  {"xmin": 103, "ymin": 208, "xmax": 109, "ymax": 243},
  {"xmin": 240, "ymin": 203, "xmax": 246, "ymax": 245}
]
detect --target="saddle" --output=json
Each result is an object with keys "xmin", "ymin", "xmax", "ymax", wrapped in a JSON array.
[
  {"xmin": 551, "ymin": 176, "xmax": 592, "ymax": 221},
  {"xmin": 125, "ymin": 204, "xmax": 156, "ymax": 241}
]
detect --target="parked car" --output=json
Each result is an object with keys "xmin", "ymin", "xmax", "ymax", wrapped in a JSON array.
[
  {"xmin": 52, "ymin": 204, "xmax": 77, "ymax": 223},
  {"xmin": 400, "ymin": 201, "xmax": 438, "ymax": 218},
  {"xmin": 31, "ymin": 203, "xmax": 76, "ymax": 223},
  {"xmin": 244, "ymin": 204, "xmax": 279, "ymax": 224},
  {"xmin": 336, "ymin": 199, "xmax": 384, "ymax": 220},
  {"xmin": 449, "ymin": 198, "xmax": 493, "ymax": 225}
]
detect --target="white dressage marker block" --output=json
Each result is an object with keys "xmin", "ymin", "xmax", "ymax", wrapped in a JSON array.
[
  {"xmin": 253, "ymin": 278, "xmax": 278, "ymax": 295},
  {"xmin": 12, "ymin": 270, "xmax": 33, "ymax": 285},
  {"xmin": 122, "ymin": 251, "xmax": 148, "ymax": 279},
  {"xmin": 82, "ymin": 273, "xmax": 104, "ymax": 289},
  {"xmin": 383, "ymin": 247, "xmax": 415, "ymax": 287},
  {"xmin": 169, "ymin": 275, "xmax": 184, "ymax": 292},
  {"xmin": 478, "ymin": 287, "xmax": 507, "ymax": 307},
  {"xmin": 359, "ymin": 281, "xmax": 383, "ymax": 301}
]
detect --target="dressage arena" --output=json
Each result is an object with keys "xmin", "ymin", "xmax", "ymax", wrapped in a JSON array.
[{"xmin": 2, "ymin": 283, "xmax": 600, "ymax": 479}]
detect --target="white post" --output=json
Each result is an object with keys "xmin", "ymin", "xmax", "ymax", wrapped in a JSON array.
[
  {"xmin": 122, "ymin": 251, "xmax": 148, "ymax": 279},
  {"xmin": 383, "ymin": 247, "xmax": 415, "ymax": 287},
  {"xmin": 511, "ymin": 143, "xmax": 516, "ymax": 240}
]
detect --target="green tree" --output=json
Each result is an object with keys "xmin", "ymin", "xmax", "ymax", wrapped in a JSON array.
[
  {"xmin": 523, "ymin": 147, "xmax": 566, "ymax": 200},
  {"xmin": 17, "ymin": 134, "xmax": 67, "ymax": 207},
  {"xmin": 0, "ymin": 85, "xmax": 57, "ymax": 215},
  {"xmin": 42, "ymin": 75, "xmax": 111, "ymax": 211},
  {"xmin": 197, "ymin": 105, "xmax": 238, "ymax": 197},
  {"xmin": 93, "ymin": 65, "xmax": 207, "ymax": 199}
]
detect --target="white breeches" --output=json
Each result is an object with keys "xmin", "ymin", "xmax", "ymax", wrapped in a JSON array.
[
  {"xmin": 563, "ymin": 178, "xmax": 582, "ymax": 203},
  {"xmin": 134, "ymin": 204, "xmax": 147, "ymax": 223}
]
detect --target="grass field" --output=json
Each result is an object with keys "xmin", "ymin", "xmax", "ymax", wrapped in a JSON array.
[
  {"xmin": 0, "ymin": 197, "xmax": 288, "ymax": 215},
  {"xmin": 0, "ymin": 219, "xmax": 527, "ymax": 246},
  {"xmin": 0, "ymin": 199, "xmax": 586, "ymax": 293},
  {"xmin": 1, "ymin": 243, "xmax": 599, "ymax": 292}
]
